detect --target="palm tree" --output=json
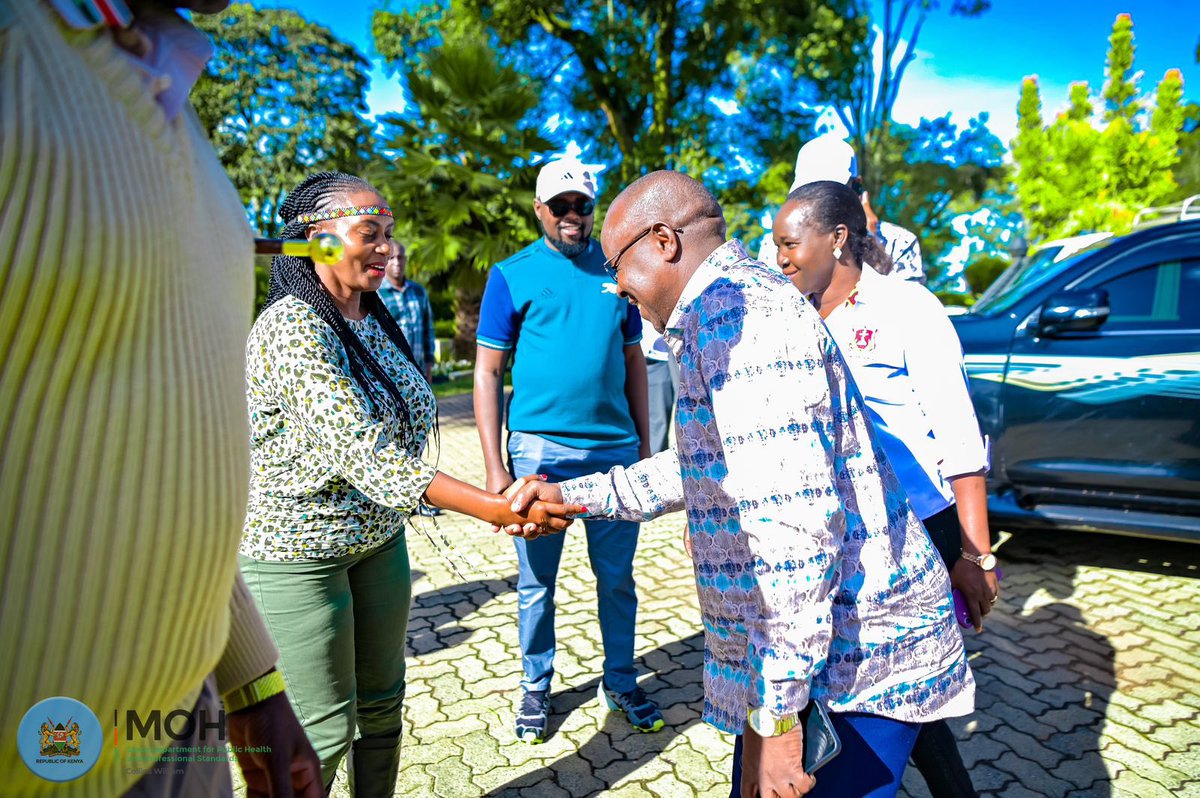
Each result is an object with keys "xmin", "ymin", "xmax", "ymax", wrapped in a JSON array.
[{"xmin": 370, "ymin": 37, "xmax": 557, "ymax": 357}]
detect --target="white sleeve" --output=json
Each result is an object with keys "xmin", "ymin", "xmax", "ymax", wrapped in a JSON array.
[
  {"xmin": 559, "ymin": 448, "xmax": 686, "ymax": 522},
  {"xmin": 902, "ymin": 286, "xmax": 989, "ymax": 477},
  {"xmin": 757, "ymin": 235, "xmax": 779, "ymax": 269}
]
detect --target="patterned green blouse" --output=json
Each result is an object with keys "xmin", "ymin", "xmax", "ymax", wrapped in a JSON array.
[{"xmin": 241, "ymin": 296, "xmax": 437, "ymax": 561}]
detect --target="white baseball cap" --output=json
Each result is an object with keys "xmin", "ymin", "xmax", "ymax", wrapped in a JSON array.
[
  {"xmin": 536, "ymin": 160, "xmax": 598, "ymax": 202},
  {"xmin": 790, "ymin": 135, "xmax": 858, "ymax": 193}
]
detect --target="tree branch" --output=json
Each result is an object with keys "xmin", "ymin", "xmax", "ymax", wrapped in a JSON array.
[{"xmin": 886, "ymin": 11, "xmax": 925, "ymax": 118}]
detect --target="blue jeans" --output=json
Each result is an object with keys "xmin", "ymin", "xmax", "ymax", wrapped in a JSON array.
[
  {"xmin": 508, "ymin": 431, "xmax": 642, "ymax": 694},
  {"xmin": 730, "ymin": 712, "xmax": 920, "ymax": 798}
]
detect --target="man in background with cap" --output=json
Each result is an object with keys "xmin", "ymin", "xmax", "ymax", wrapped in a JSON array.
[
  {"xmin": 473, "ymin": 159, "xmax": 660, "ymax": 744},
  {"xmin": 759, "ymin": 134, "xmax": 925, "ymax": 283}
]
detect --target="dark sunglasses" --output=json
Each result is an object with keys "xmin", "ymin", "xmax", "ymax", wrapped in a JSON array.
[{"xmin": 545, "ymin": 197, "xmax": 595, "ymax": 217}]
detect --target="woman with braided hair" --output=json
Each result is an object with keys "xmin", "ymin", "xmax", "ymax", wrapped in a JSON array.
[{"xmin": 239, "ymin": 171, "xmax": 582, "ymax": 794}]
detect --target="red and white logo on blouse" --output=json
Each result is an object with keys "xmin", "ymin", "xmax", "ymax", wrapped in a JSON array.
[{"xmin": 852, "ymin": 327, "xmax": 877, "ymax": 351}]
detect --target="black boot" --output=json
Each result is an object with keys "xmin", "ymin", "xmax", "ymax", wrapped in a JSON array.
[{"xmin": 346, "ymin": 731, "xmax": 402, "ymax": 798}]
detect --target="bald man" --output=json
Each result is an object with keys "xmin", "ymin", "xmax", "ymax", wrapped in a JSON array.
[{"xmin": 511, "ymin": 172, "xmax": 974, "ymax": 798}]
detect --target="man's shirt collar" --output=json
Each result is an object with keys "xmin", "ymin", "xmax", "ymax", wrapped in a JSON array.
[{"xmin": 664, "ymin": 239, "xmax": 751, "ymax": 341}]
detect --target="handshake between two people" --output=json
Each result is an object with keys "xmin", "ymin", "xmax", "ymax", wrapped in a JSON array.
[{"xmin": 494, "ymin": 476, "xmax": 582, "ymax": 541}]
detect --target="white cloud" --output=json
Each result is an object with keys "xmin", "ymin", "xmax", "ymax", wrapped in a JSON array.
[{"xmin": 365, "ymin": 66, "xmax": 407, "ymax": 117}]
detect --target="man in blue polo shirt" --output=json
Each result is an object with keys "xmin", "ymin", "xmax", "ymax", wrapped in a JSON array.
[{"xmin": 473, "ymin": 159, "xmax": 659, "ymax": 744}]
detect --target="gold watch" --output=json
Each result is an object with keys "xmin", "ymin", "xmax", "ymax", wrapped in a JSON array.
[
  {"xmin": 747, "ymin": 706, "xmax": 800, "ymax": 737},
  {"xmin": 960, "ymin": 550, "xmax": 998, "ymax": 572}
]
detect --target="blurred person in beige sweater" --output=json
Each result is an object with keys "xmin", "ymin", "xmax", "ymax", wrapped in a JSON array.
[{"xmin": 0, "ymin": 0, "xmax": 321, "ymax": 794}]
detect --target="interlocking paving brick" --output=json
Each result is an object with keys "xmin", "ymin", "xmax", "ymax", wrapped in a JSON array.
[
  {"xmin": 994, "ymin": 784, "xmax": 1054, "ymax": 798},
  {"xmin": 1039, "ymin": 704, "xmax": 1105, "ymax": 734},
  {"xmin": 1103, "ymin": 770, "xmax": 1183, "ymax": 798},
  {"xmin": 959, "ymin": 734, "xmax": 1013, "ymax": 769},
  {"xmin": 228, "ymin": 393, "xmax": 1200, "ymax": 798},
  {"xmin": 1146, "ymin": 720, "xmax": 1200, "ymax": 755},
  {"xmin": 990, "ymin": 751, "xmax": 1077, "ymax": 794},
  {"xmin": 1137, "ymin": 698, "xmax": 1200, "ymax": 727},
  {"xmin": 989, "ymin": 723, "xmax": 1068, "ymax": 769},
  {"xmin": 1101, "ymin": 740, "xmax": 1192, "ymax": 791},
  {"xmin": 964, "ymin": 762, "xmax": 1014, "ymax": 792},
  {"xmin": 1050, "ymin": 750, "xmax": 1121, "ymax": 792}
]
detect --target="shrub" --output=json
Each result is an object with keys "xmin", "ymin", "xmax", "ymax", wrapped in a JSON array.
[{"xmin": 964, "ymin": 255, "xmax": 1011, "ymax": 295}]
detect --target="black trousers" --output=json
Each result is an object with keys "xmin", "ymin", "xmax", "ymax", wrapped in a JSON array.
[{"xmin": 911, "ymin": 505, "xmax": 980, "ymax": 798}]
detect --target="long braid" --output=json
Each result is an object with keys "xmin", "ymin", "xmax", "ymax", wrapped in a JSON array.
[
  {"xmin": 263, "ymin": 171, "xmax": 419, "ymax": 450},
  {"xmin": 365, "ymin": 289, "xmax": 441, "ymax": 458}
]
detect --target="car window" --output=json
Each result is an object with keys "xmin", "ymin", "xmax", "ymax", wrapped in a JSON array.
[
  {"xmin": 972, "ymin": 238, "xmax": 1115, "ymax": 316},
  {"xmin": 1093, "ymin": 259, "xmax": 1200, "ymax": 331}
]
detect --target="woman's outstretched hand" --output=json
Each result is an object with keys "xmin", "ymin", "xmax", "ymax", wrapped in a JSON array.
[{"xmin": 495, "ymin": 475, "xmax": 586, "ymax": 540}]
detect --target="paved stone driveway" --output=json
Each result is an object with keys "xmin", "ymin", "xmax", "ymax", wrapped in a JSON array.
[{"xmin": 310, "ymin": 393, "xmax": 1200, "ymax": 797}]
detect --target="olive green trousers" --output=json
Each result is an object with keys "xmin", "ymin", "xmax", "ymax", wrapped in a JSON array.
[{"xmin": 240, "ymin": 532, "xmax": 411, "ymax": 789}]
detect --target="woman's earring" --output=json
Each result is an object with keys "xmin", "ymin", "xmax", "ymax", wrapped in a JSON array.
[{"xmin": 833, "ymin": 246, "xmax": 843, "ymax": 260}]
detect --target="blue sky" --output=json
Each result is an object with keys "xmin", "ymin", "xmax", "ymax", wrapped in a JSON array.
[
  {"xmin": 891, "ymin": 0, "xmax": 1200, "ymax": 146},
  {"xmin": 254, "ymin": 0, "xmax": 1199, "ymax": 152}
]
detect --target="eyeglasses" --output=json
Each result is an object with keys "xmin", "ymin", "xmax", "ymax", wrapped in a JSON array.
[
  {"xmin": 544, "ymin": 197, "xmax": 595, "ymax": 217},
  {"xmin": 602, "ymin": 224, "xmax": 684, "ymax": 279}
]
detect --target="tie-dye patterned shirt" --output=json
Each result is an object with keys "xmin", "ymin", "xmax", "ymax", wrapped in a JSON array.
[{"xmin": 559, "ymin": 240, "xmax": 974, "ymax": 733}]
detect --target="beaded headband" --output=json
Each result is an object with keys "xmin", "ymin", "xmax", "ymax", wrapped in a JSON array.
[{"xmin": 295, "ymin": 205, "xmax": 394, "ymax": 224}]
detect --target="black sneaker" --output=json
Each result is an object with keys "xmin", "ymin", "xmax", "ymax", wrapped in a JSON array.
[{"xmin": 515, "ymin": 689, "xmax": 550, "ymax": 744}]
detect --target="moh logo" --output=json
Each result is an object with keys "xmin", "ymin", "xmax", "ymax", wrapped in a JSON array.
[{"xmin": 18, "ymin": 697, "xmax": 103, "ymax": 782}]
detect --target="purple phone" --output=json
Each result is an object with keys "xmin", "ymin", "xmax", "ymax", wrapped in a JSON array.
[{"xmin": 953, "ymin": 568, "xmax": 1002, "ymax": 628}]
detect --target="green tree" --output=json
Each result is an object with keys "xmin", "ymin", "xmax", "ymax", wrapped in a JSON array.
[
  {"xmin": 1011, "ymin": 15, "xmax": 1187, "ymax": 242},
  {"xmin": 868, "ymin": 114, "xmax": 1006, "ymax": 288},
  {"xmin": 368, "ymin": 36, "xmax": 557, "ymax": 356},
  {"xmin": 1170, "ymin": 41, "xmax": 1200, "ymax": 200},
  {"xmin": 192, "ymin": 4, "xmax": 374, "ymax": 239},
  {"xmin": 376, "ymin": 1, "xmax": 864, "ymax": 186},
  {"xmin": 1011, "ymin": 76, "xmax": 1053, "ymax": 241},
  {"xmin": 1145, "ymin": 68, "xmax": 1185, "ymax": 204},
  {"xmin": 1102, "ymin": 13, "xmax": 1138, "ymax": 124},
  {"xmin": 963, "ymin": 254, "xmax": 1010, "ymax": 296},
  {"xmin": 1050, "ymin": 83, "xmax": 1105, "ymax": 234}
]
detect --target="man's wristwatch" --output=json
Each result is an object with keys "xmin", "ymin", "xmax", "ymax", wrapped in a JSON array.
[
  {"xmin": 960, "ymin": 550, "xmax": 998, "ymax": 572},
  {"xmin": 747, "ymin": 706, "xmax": 800, "ymax": 737}
]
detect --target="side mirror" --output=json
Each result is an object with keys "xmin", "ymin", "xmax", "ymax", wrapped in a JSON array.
[{"xmin": 1037, "ymin": 289, "xmax": 1110, "ymax": 337}]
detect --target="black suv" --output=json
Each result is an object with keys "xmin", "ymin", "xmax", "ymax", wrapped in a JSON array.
[{"xmin": 951, "ymin": 218, "xmax": 1200, "ymax": 542}]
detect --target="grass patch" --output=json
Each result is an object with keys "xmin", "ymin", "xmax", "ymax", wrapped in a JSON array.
[
  {"xmin": 432, "ymin": 374, "xmax": 475, "ymax": 398},
  {"xmin": 430, "ymin": 372, "xmax": 510, "ymax": 399}
]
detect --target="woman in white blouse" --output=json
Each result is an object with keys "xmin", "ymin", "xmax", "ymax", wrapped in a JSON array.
[{"xmin": 772, "ymin": 179, "xmax": 998, "ymax": 798}]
